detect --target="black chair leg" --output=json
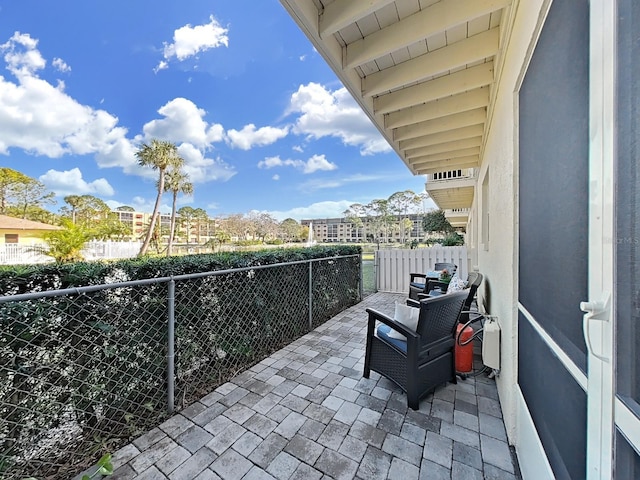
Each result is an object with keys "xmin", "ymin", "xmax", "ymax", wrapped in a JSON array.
[{"xmin": 407, "ymin": 391, "xmax": 419, "ymax": 410}]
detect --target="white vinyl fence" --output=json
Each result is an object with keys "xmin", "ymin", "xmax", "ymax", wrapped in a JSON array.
[
  {"xmin": 0, "ymin": 243, "xmax": 50, "ymax": 265},
  {"xmin": 0, "ymin": 241, "xmax": 142, "ymax": 265},
  {"xmin": 82, "ymin": 240, "xmax": 142, "ymax": 261},
  {"xmin": 375, "ymin": 246, "xmax": 468, "ymax": 294}
]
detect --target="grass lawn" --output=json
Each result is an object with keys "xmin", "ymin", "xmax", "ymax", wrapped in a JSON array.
[{"xmin": 362, "ymin": 258, "xmax": 375, "ymax": 295}]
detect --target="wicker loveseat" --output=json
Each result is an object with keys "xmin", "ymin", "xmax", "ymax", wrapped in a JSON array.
[
  {"xmin": 363, "ymin": 290, "xmax": 468, "ymax": 410},
  {"xmin": 408, "ymin": 262, "xmax": 457, "ymax": 300}
]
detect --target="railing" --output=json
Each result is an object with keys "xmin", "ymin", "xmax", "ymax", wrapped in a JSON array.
[
  {"xmin": 428, "ymin": 168, "xmax": 477, "ymax": 182},
  {"xmin": 375, "ymin": 246, "xmax": 468, "ymax": 294},
  {"xmin": 0, "ymin": 254, "xmax": 361, "ymax": 479},
  {"xmin": 445, "ymin": 208, "xmax": 471, "ymax": 214}
]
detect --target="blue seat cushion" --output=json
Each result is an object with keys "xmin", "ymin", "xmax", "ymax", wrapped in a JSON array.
[
  {"xmin": 410, "ymin": 281, "xmax": 426, "ymax": 290},
  {"xmin": 376, "ymin": 325, "xmax": 408, "ymax": 353},
  {"xmin": 377, "ymin": 325, "xmax": 454, "ymax": 360}
]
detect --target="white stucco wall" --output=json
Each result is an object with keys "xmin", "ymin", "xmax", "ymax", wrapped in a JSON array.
[{"xmin": 470, "ymin": 0, "xmax": 551, "ymax": 446}]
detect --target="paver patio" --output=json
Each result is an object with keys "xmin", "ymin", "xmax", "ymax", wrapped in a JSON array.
[{"xmin": 108, "ymin": 292, "xmax": 520, "ymax": 480}]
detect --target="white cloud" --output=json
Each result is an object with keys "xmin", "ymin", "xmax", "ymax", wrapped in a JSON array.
[
  {"xmin": 226, "ymin": 124, "xmax": 289, "ymax": 150},
  {"xmin": 142, "ymin": 97, "xmax": 224, "ymax": 148},
  {"xmin": 94, "ymin": 137, "xmax": 142, "ymax": 174},
  {"xmin": 0, "ymin": 33, "xmax": 236, "ymax": 193},
  {"xmin": 303, "ymin": 154, "xmax": 337, "ymax": 173},
  {"xmin": 257, "ymin": 154, "xmax": 337, "ymax": 174},
  {"xmin": 265, "ymin": 200, "xmax": 355, "ymax": 221},
  {"xmin": 39, "ymin": 168, "xmax": 115, "ymax": 197},
  {"xmin": 0, "ymin": 32, "xmax": 138, "ymax": 172},
  {"xmin": 1, "ymin": 32, "xmax": 45, "ymax": 76},
  {"xmin": 105, "ymin": 199, "xmax": 126, "ymax": 210},
  {"xmin": 154, "ymin": 61, "xmax": 168, "ymax": 73},
  {"xmin": 298, "ymin": 172, "xmax": 404, "ymax": 191},
  {"xmin": 131, "ymin": 196, "xmax": 172, "ymax": 215},
  {"xmin": 258, "ymin": 156, "xmax": 296, "ymax": 169},
  {"xmin": 52, "ymin": 57, "xmax": 70, "ymax": 72},
  {"xmin": 287, "ymin": 82, "xmax": 392, "ymax": 156},
  {"xmin": 157, "ymin": 15, "xmax": 229, "ymax": 71},
  {"xmin": 177, "ymin": 142, "xmax": 236, "ymax": 183},
  {"xmin": 292, "ymin": 145, "xmax": 303, "ymax": 153},
  {"xmin": 272, "ymin": 174, "xmax": 280, "ymax": 181}
]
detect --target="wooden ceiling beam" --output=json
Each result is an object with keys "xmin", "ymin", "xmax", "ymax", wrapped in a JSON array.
[
  {"xmin": 364, "ymin": 28, "xmax": 499, "ymax": 96},
  {"xmin": 409, "ymin": 148, "xmax": 481, "ymax": 165},
  {"xmin": 405, "ymin": 137, "xmax": 482, "ymax": 160},
  {"xmin": 399, "ymin": 124, "xmax": 485, "ymax": 150},
  {"xmin": 386, "ymin": 88, "xmax": 489, "ymax": 129},
  {"xmin": 374, "ymin": 62, "xmax": 494, "ymax": 114},
  {"xmin": 319, "ymin": 0, "xmax": 396, "ymax": 38},
  {"xmin": 413, "ymin": 155, "xmax": 480, "ymax": 174},
  {"xmin": 393, "ymin": 108, "xmax": 486, "ymax": 142},
  {"xmin": 407, "ymin": 146, "xmax": 480, "ymax": 167},
  {"xmin": 345, "ymin": 0, "xmax": 510, "ymax": 68}
]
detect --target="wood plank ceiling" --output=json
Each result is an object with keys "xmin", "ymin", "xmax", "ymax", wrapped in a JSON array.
[{"xmin": 279, "ymin": 0, "xmax": 512, "ymax": 177}]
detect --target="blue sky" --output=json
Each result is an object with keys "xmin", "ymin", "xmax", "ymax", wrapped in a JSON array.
[{"xmin": 0, "ymin": 0, "xmax": 433, "ymax": 221}]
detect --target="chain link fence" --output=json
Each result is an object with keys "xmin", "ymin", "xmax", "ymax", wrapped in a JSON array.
[{"xmin": 0, "ymin": 254, "xmax": 361, "ymax": 479}]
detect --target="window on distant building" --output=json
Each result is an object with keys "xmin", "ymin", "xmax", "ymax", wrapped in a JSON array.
[{"xmin": 5, "ymin": 234, "xmax": 18, "ymax": 243}]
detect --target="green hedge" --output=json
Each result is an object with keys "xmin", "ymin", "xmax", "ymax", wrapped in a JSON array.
[
  {"xmin": 0, "ymin": 246, "xmax": 361, "ymax": 479},
  {"xmin": 0, "ymin": 245, "xmax": 361, "ymax": 295}
]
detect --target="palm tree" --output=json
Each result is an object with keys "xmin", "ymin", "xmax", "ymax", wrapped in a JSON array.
[
  {"xmin": 164, "ymin": 168, "xmax": 193, "ymax": 256},
  {"xmin": 63, "ymin": 195, "xmax": 82, "ymax": 224},
  {"xmin": 136, "ymin": 139, "xmax": 184, "ymax": 256},
  {"xmin": 41, "ymin": 219, "xmax": 91, "ymax": 263}
]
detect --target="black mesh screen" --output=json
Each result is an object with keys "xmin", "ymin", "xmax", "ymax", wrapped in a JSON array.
[
  {"xmin": 518, "ymin": 0, "xmax": 589, "ymax": 371},
  {"xmin": 518, "ymin": 314, "xmax": 587, "ymax": 480}
]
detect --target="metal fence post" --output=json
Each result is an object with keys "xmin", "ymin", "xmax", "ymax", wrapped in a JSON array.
[
  {"xmin": 359, "ymin": 253, "xmax": 364, "ymax": 301},
  {"xmin": 167, "ymin": 279, "xmax": 175, "ymax": 414},
  {"xmin": 374, "ymin": 250, "xmax": 378, "ymax": 293},
  {"xmin": 308, "ymin": 261, "xmax": 313, "ymax": 330}
]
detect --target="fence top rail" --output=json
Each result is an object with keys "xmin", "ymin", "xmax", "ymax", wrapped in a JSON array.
[{"xmin": 0, "ymin": 253, "xmax": 361, "ymax": 303}]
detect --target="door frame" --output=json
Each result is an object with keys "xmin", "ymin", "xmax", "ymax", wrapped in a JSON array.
[{"xmin": 584, "ymin": 0, "xmax": 615, "ymax": 477}]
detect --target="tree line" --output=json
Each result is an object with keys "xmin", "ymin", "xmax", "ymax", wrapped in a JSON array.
[
  {"xmin": 342, "ymin": 192, "xmax": 463, "ymax": 246},
  {"xmin": 343, "ymin": 190, "xmax": 424, "ymax": 245},
  {"xmin": 0, "ymin": 139, "xmax": 313, "ymax": 260},
  {"xmin": 1, "ymin": 139, "xmax": 462, "ymax": 262}
]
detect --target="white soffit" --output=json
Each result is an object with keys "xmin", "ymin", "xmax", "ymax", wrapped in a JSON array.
[{"xmin": 279, "ymin": 0, "xmax": 512, "ymax": 175}]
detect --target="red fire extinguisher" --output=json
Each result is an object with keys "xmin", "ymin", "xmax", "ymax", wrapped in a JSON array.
[{"xmin": 455, "ymin": 323, "xmax": 474, "ymax": 374}]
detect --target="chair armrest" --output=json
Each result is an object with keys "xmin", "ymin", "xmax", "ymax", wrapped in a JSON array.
[
  {"xmin": 405, "ymin": 298, "xmax": 420, "ymax": 308},
  {"xmin": 427, "ymin": 280, "xmax": 448, "ymax": 291},
  {"xmin": 409, "ymin": 272, "xmax": 427, "ymax": 282},
  {"xmin": 365, "ymin": 308, "xmax": 419, "ymax": 340}
]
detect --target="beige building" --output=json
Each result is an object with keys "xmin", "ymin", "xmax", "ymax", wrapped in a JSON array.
[
  {"xmin": 0, "ymin": 214, "xmax": 61, "ymax": 245},
  {"xmin": 301, "ymin": 214, "xmax": 425, "ymax": 243},
  {"xmin": 113, "ymin": 210, "xmax": 216, "ymax": 244},
  {"xmin": 282, "ymin": 0, "xmax": 636, "ymax": 478}
]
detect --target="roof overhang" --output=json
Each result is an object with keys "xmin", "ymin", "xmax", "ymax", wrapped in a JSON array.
[{"xmin": 279, "ymin": 0, "xmax": 512, "ymax": 176}]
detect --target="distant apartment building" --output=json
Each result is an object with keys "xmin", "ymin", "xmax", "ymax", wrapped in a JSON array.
[
  {"xmin": 301, "ymin": 214, "xmax": 425, "ymax": 243},
  {"xmin": 113, "ymin": 210, "xmax": 148, "ymax": 240},
  {"xmin": 112, "ymin": 210, "xmax": 217, "ymax": 244}
]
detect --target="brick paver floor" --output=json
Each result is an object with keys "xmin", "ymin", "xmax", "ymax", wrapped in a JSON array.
[{"xmin": 108, "ymin": 292, "xmax": 520, "ymax": 480}]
